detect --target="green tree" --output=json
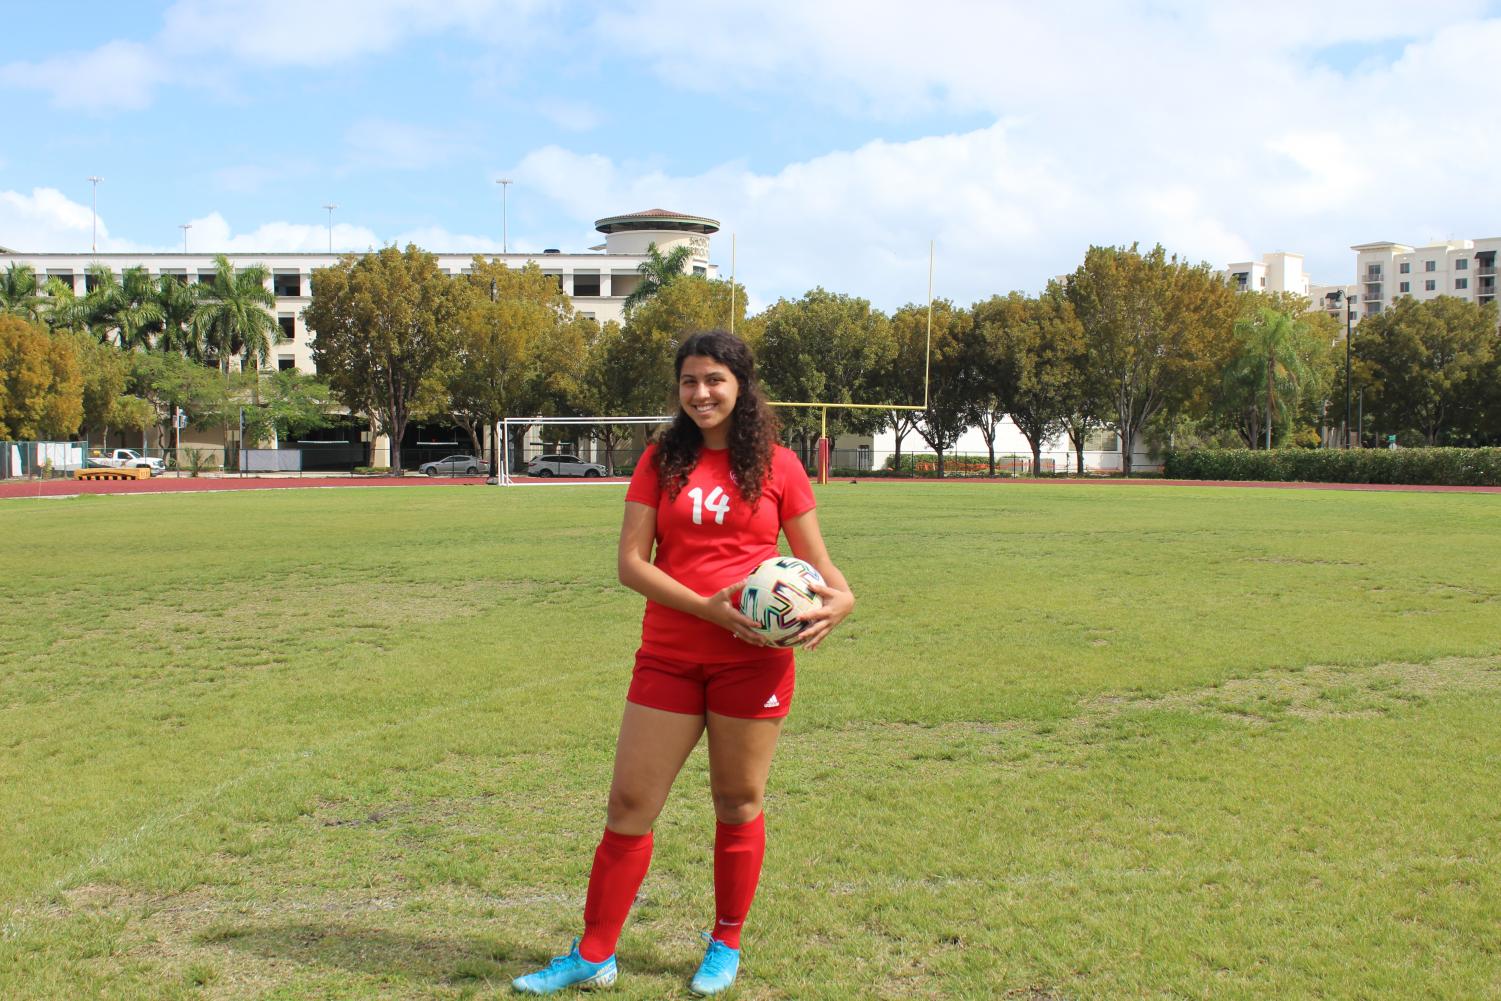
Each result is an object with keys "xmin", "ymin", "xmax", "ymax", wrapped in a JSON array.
[
  {"xmin": 435, "ymin": 259, "xmax": 587, "ymax": 473},
  {"xmin": 1, "ymin": 263, "xmax": 46, "ymax": 323},
  {"xmin": 757, "ymin": 288, "xmax": 895, "ymax": 463},
  {"xmin": 972, "ymin": 287, "xmax": 1088, "ymax": 476},
  {"xmin": 575, "ymin": 319, "xmax": 676, "ymax": 473},
  {"xmin": 0, "ymin": 315, "xmax": 84, "ymax": 439},
  {"xmin": 65, "ymin": 332, "xmax": 130, "ymax": 441},
  {"xmin": 106, "ymin": 395, "xmax": 158, "ymax": 450},
  {"xmin": 1357, "ymin": 295, "xmax": 1499, "ymax": 445},
  {"xmin": 194, "ymin": 255, "xmax": 277, "ymax": 372},
  {"xmin": 128, "ymin": 351, "xmax": 233, "ymax": 447},
  {"xmin": 1218, "ymin": 295, "xmax": 1336, "ymax": 449},
  {"xmin": 84, "ymin": 265, "xmax": 163, "ymax": 350},
  {"xmin": 305, "ymin": 245, "xmax": 463, "ymax": 474},
  {"xmin": 238, "ymin": 369, "xmax": 335, "ymax": 445},
  {"xmin": 623, "ymin": 241, "xmax": 695, "ymax": 314},
  {"xmin": 1065, "ymin": 244, "xmax": 1237, "ymax": 474},
  {"xmin": 891, "ymin": 299, "xmax": 975, "ymax": 477},
  {"xmin": 151, "ymin": 274, "xmax": 204, "ymax": 359}
]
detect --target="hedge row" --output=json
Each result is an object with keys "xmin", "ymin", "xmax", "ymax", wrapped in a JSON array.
[{"xmin": 1163, "ymin": 447, "xmax": 1501, "ymax": 486}]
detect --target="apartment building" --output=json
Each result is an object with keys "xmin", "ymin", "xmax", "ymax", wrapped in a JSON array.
[
  {"xmin": 1223, "ymin": 251, "xmax": 1313, "ymax": 297},
  {"xmin": 0, "ymin": 208, "xmax": 721, "ymax": 374},
  {"xmin": 1351, "ymin": 238, "xmax": 1500, "ymax": 318}
]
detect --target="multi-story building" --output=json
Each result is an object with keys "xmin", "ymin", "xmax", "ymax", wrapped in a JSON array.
[
  {"xmin": 1351, "ymin": 238, "xmax": 1500, "ymax": 318},
  {"xmin": 1223, "ymin": 251, "xmax": 1313, "ymax": 297},
  {"xmin": 0, "ymin": 207, "xmax": 721, "ymax": 374}
]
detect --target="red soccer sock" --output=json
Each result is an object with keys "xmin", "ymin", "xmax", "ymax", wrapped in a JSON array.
[
  {"xmin": 580, "ymin": 828, "xmax": 653, "ymax": 963},
  {"xmin": 712, "ymin": 813, "xmax": 766, "ymax": 949}
]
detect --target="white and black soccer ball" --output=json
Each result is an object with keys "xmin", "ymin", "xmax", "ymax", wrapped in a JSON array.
[{"xmin": 739, "ymin": 556, "xmax": 825, "ymax": 647}]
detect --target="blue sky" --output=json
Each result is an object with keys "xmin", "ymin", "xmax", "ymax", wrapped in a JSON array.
[{"xmin": 3, "ymin": 1, "xmax": 1499, "ymax": 310}]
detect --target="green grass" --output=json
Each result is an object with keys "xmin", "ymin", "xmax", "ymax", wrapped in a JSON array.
[{"xmin": 2, "ymin": 482, "xmax": 1499, "ymax": 999}]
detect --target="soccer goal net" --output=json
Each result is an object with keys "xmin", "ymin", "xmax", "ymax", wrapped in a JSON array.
[{"xmin": 495, "ymin": 416, "xmax": 673, "ymax": 486}]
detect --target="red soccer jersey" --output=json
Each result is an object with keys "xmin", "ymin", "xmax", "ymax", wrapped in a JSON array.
[{"xmin": 625, "ymin": 443, "xmax": 817, "ymax": 662}]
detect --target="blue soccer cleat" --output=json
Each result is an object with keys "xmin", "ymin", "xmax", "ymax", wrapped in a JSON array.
[
  {"xmin": 689, "ymin": 933, "xmax": 740, "ymax": 996},
  {"xmin": 512, "ymin": 939, "xmax": 617, "ymax": 995}
]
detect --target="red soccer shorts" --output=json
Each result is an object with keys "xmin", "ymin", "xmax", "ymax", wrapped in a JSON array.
[{"xmin": 627, "ymin": 649, "xmax": 795, "ymax": 719}]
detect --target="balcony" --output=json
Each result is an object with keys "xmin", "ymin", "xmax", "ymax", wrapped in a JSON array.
[{"xmin": 1478, "ymin": 266, "xmax": 1497, "ymax": 277}]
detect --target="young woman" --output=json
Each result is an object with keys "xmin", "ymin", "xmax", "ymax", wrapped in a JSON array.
[{"xmin": 513, "ymin": 330, "xmax": 855, "ymax": 996}]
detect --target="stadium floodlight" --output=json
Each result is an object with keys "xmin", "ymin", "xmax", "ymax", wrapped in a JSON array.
[{"xmin": 495, "ymin": 415, "xmax": 673, "ymax": 486}]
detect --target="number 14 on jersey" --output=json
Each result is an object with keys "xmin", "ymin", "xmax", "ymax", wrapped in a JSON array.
[{"xmin": 688, "ymin": 486, "xmax": 731, "ymax": 525}]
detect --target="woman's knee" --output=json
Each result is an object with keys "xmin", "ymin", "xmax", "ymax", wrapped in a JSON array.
[
  {"xmin": 606, "ymin": 785, "xmax": 662, "ymax": 829},
  {"xmin": 711, "ymin": 788, "xmax": 763, "ymax": 825}
]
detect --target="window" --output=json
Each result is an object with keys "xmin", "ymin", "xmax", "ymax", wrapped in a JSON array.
[
  {"xmin": 1366, "ymin": 264, "xmax": 1382, "ymax": 279},
  {"xmin": 1456, "ymin": 258, "xmax": 1468, "ymax": 271},
  {"xmin": 197, "ymin": 271, "xmax": 216, "ymax": 285},
  {"xmin": 277, "ymin": 316, "xmax": 295, "ymax": 342},
  {"xmin": 1399, "ymin": 281, "xmax": 1410, "ymax": 293},
  {"xmin": 84, "ymin": 271, "xmax": 110, "ymax": 293},
  {"xmin": 1425, "ymin": 260, "xmax": 1436, "ymax": 272},
  {"xmin": 1399, "ymin": 262, "xmax": 1411, "ymax": 274},
  {"xmin": 1425, "ymin": 279, "xmax": 1436, "ymax": 291},
  {"xmin": 46, "ymin": 271, "xmax": 73, "ymax": 293},
  {"xmin": 1456, "ymin": 277, "xmax": 1468, "ymax": 290},
  {"xmin": 273, "ymin": 272, "xmax": 301, "ymax": 296},
  {"xmin": 278, "ymin": 356, "xmax": 295, "ymax": 371},
  {"xmin": 572, "ymin": 272, "xmax": 601, "ymax": 296},
  {"xmin": 160, "ymin": 270, "xmax": 187, "ymax": 284},
  {"xmin": 1259, "ymin": 276, "xmax": 1266, "ymax": 287}
]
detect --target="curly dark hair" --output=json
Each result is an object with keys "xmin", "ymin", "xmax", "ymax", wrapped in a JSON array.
[{"xmin": 655, "ymin": 330, "xmax": 779, "ymax": 504}]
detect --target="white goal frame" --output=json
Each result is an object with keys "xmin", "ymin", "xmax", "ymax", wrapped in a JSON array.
[{"xmin": 496, "ymin": 415, "xmax": 673, "ymax": 486}]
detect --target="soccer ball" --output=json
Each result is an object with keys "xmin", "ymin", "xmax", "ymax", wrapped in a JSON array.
[{"xmin": 739, "ymin": 556, "xmax": 825, "ymax": 647}]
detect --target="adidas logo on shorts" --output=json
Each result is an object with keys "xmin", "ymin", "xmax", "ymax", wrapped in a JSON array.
[{"xmin": 762, "ymin": 694, "xmax": 780, "ymax": 709}]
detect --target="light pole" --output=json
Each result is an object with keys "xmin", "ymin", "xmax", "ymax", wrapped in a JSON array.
[
  {"xmin": 179, "ymin": 223, "xmax": 191, "ymax": 253},
  {"xmin": 1341, "ymin": 290, "xmax": 1356, "ymax": 448},
  {"xmin": 496, "ymin": 178, "xmax": 511, "ymax": 253},
  {"xmin": 323, "ymin": 203, "xmax": 337, "ymax": 253},
  {"xmin": 87, "ymin": 176, "xmax": 103, "ymax": 253}
]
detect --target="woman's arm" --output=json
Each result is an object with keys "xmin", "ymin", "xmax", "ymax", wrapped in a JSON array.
[
  {"xmin": 781, "ymin": 508, "xmax": 854, "ymax": 651},
  {"xmin": 617, "ymin": 501, "xmax": 770, "ymax": 646}
]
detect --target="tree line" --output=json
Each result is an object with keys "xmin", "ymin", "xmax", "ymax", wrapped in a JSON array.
[{"xmin": 4, "ymin": 242, "xmax": 1497, "ymax": 473}]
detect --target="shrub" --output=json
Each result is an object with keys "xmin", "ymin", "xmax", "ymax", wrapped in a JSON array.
[
  {"xmin": 1163, "ymin": 448, "xmax": 1501, "ymax": 486},
  {"xmin": 352, "ymin": 466, "xmax": 392, "ymax": 476}
]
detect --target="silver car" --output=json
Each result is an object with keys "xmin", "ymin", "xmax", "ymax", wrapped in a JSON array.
[
  {"xmin": 419, "ymin": 455, "xmax": 484, "ymax": 476},
  {"xmin": 526, "ymin": 453, "xmax": 606, "ymax": 478}
]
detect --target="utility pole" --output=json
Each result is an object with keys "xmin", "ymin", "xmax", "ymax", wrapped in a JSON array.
[
  {"xmin": 1343, "ymin": 291, "xmax": 1355, "ymax": 448},
  {"xmin": 496, "ymin": 178, "xmax": 512, "ymax": 253},
  {"xmin": 179, "ymin": 223, "xmax": 191, "ymax": 253},
  {"xmin": 87, "ymin": 176, "xmax": 103, "ymax": 253},
  {"xmin": 323, "ymin": 204, "xmax": 337, "ymax": 254}
]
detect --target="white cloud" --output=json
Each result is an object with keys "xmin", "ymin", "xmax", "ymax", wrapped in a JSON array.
[
  {"xmin": 0, "ymin": 41, "xmax": 165, "ymax": 111},
  {"xmin": 0, "ymin": 188, "xmax": 159, "ymax": 252},
  {"xmin": 183, "ymin": 212, "xmax": 381, "ymax": 253}
]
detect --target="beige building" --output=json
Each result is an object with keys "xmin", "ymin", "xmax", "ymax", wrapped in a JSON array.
[
  {"xmin": 0, "ymin": 208, "xmax": 721, "ymax": 374},
  {"xmin": 1351, "ymin": 238, "xmax": 1500, "ymax": 318}
]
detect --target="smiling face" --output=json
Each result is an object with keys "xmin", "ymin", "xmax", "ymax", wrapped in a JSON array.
[{"xmin": 678, "ymin": 353, "xmax": 740, "ymax": 447}]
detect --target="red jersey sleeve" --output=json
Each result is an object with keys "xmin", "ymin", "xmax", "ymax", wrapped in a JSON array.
[
  {"xmin": 625, "ymin": 444, "xmax": 661, "ymax": 507},
  {"xmin": 774, "ymin": 447, "xmax": 816, "ymax": 522}
]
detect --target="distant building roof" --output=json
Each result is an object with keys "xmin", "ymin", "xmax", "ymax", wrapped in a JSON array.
[{"xmin": 594, "ymin": 209, "xmax": 720, "ymax": 235}]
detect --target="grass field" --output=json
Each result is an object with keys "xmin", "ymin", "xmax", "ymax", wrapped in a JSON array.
[{"xmin": 3, "ymin": 481, "xmax": 1499, "ymax": 1000}]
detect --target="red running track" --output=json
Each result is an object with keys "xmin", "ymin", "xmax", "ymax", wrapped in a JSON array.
[{"xmin": 2, "ymin": 474, "xmax": 1497, "ymax": 500}]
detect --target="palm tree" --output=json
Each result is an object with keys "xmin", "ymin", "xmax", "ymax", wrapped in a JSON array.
[
  {"xmin": 152, "ymin": 273, "xmax": 205, "ymax": 359},
  {"xmin": 623, "ymin": 241, "xmax": 695, "ymax": 313},
  {"xmin": 0, "ymin": 263, "xmax": 45, "ymax": 322},
  {"xmin": 1230, "ymin": 307, "xmax": 1314, "ymax": 449},
  {"xmin": 40, "ymin": 277, "xmax": 89, "ymax": 335},
  {"xmin": 85, "ymin": 265, "xmax": 163, "ymax": 350},
  {"xmin": 193, "ymin": 255, "xmax": 277, "ymax": 373}
]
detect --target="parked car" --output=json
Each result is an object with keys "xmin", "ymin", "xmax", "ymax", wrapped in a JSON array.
[
  {"xmin": 87, "ymin": 448, "xmax": 166, "ymax": 476},
  {"xmin": 526, "ymin": 453, "xmax": 606, "ymax": 478},
  {"xmin": 419, "ymin": 455, "xmax": 484, "ymax": 476}
]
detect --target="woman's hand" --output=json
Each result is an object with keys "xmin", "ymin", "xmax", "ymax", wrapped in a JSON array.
[
  {"xmin": 700, "ymin": 581, "xmax": 773, "ymax": 647},
  {"xmin": 795, "ymin": 581, "xmax": 854, "ymax": 651}
]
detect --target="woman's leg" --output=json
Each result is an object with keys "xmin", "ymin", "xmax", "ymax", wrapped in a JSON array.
[
  {"xmin": 577, "ymin": 702, "xmax": 705, "ymax": 963},
  {"xmin": 704, "ymin": 711, "xmax": 784, "ymax": 949}
]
